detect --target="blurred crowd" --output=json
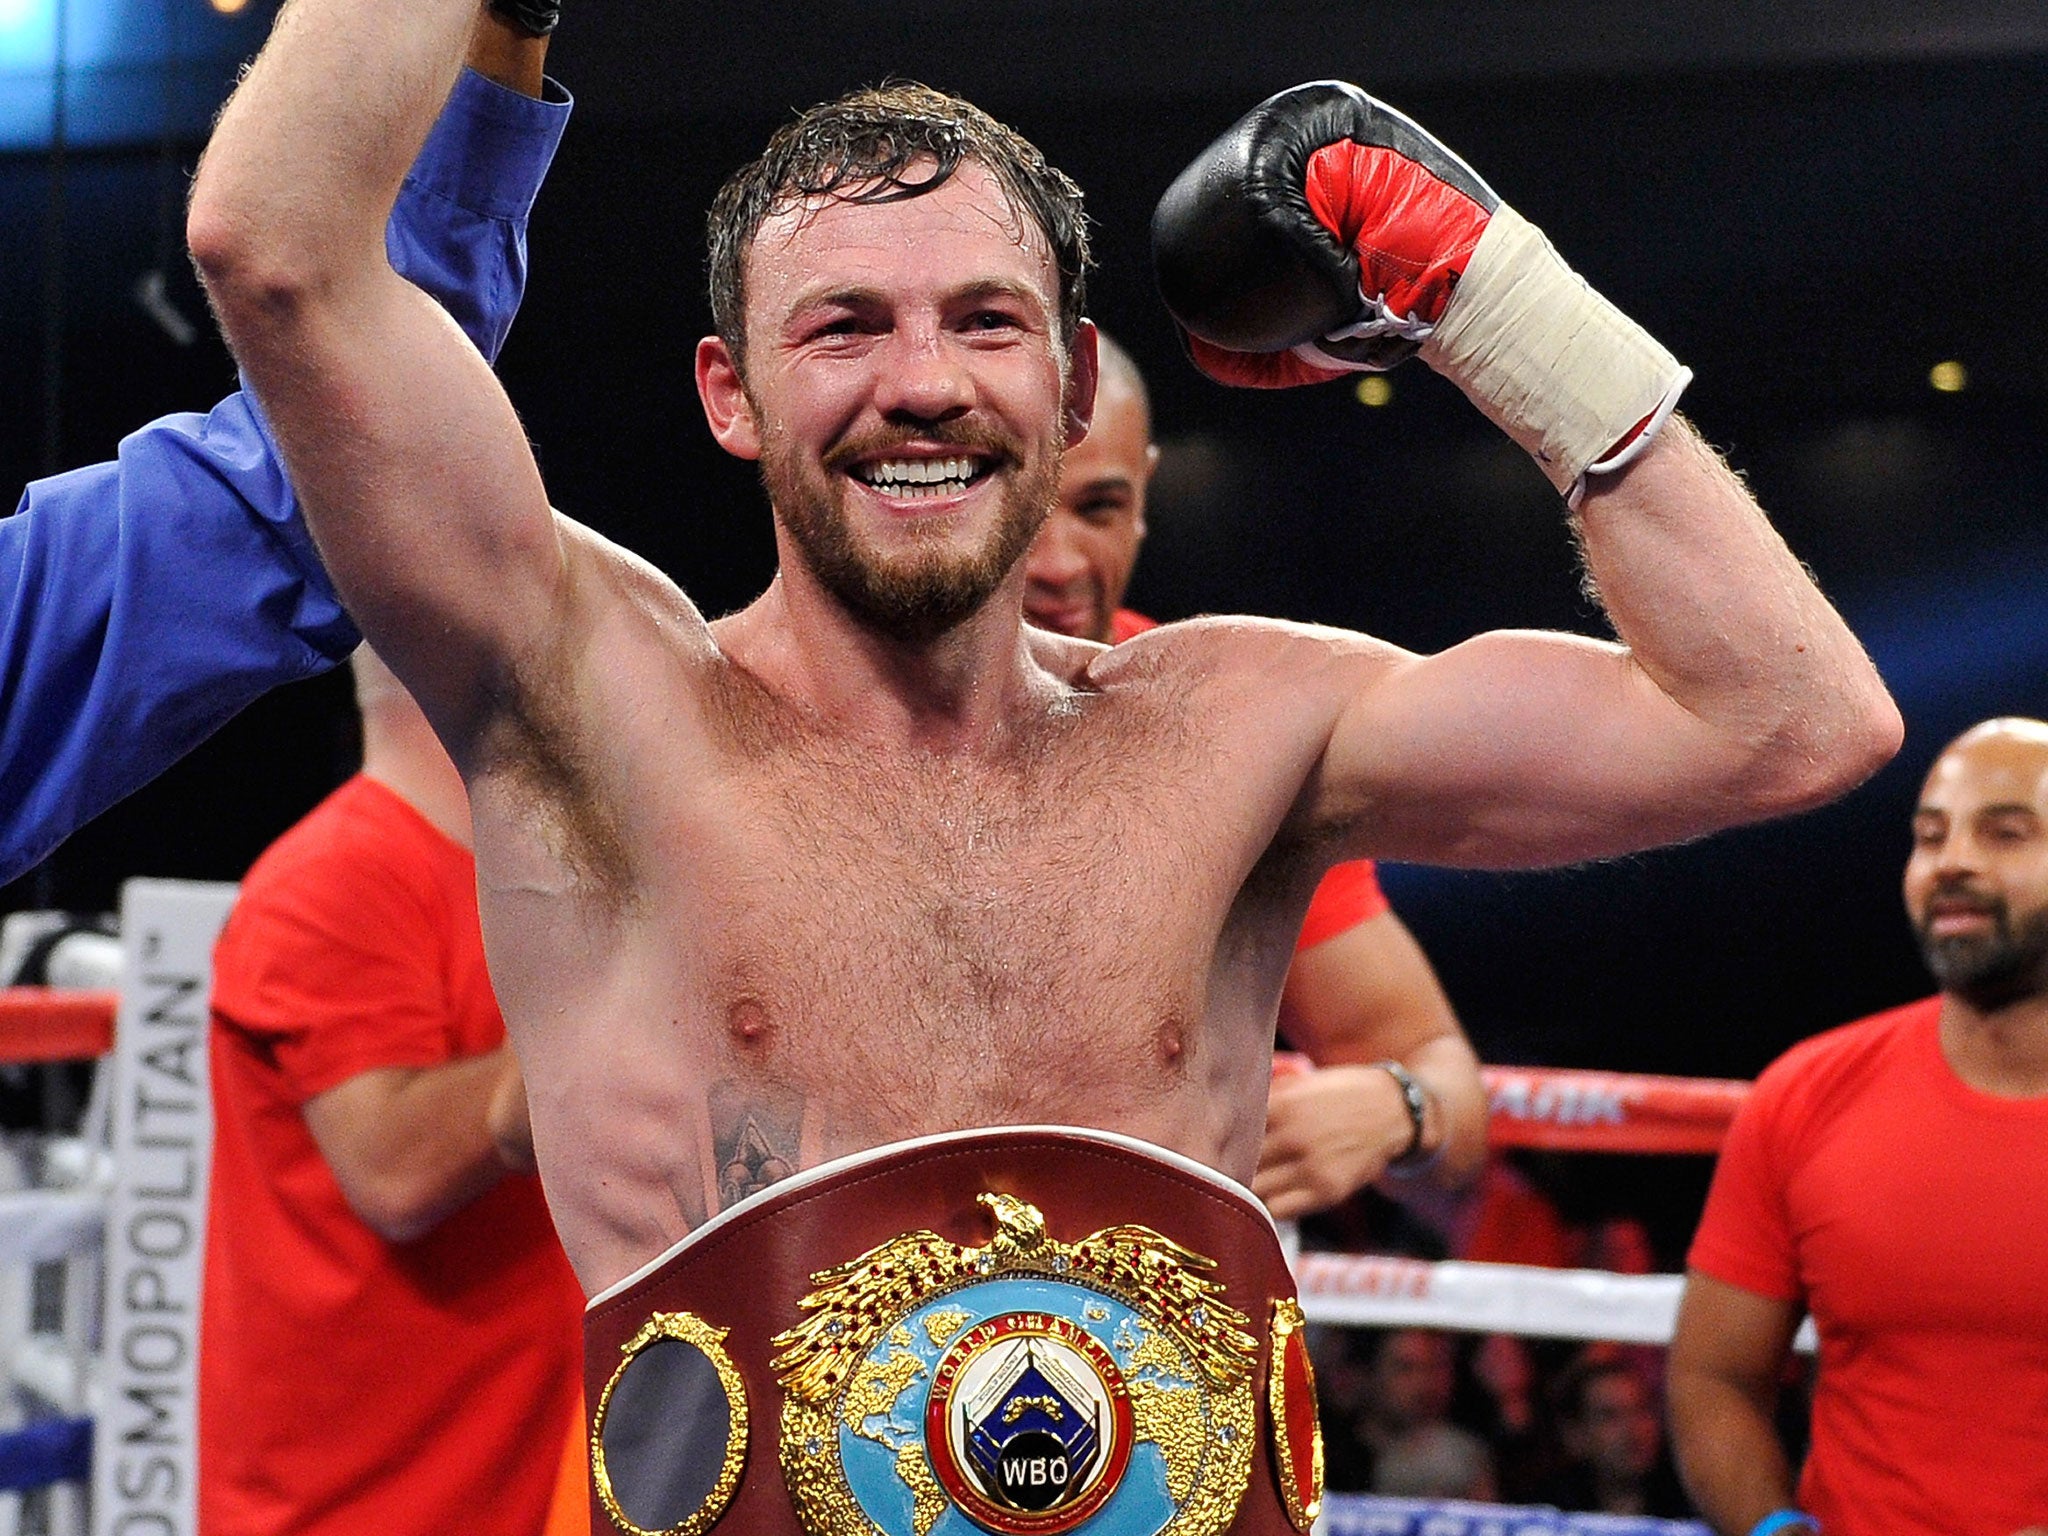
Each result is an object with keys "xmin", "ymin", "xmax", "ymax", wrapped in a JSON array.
[{"xmin": 1301, "ymin": 1152, "xmax": 1806, "ymax": 1520}]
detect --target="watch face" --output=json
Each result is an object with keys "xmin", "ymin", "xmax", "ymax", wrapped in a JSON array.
[{"xmin": 1378, "ymin": 1062, "xmax": 1429, "ymax": 1162}]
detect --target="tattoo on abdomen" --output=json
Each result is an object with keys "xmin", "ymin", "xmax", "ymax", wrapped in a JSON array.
[{"xmin": 708, "ymin": 1080, "xmax": 803, "ymax": 1210}]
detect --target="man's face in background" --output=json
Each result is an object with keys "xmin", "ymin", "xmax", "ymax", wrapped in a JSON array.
[
  {"xmin": 1904, "ymin": 721, "xmax": 2048, "ymax": 1011},
  {"xmin": 1023, "ymin": 345, "xmax": 1158, "ymax": 642}
]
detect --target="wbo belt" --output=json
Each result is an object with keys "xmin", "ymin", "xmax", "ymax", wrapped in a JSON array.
[{"xmin": 582, "ymin": 1126, "xmax": 1324, "ymax": 1536}]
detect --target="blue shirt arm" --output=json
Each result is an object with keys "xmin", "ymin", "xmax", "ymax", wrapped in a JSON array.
[{"xmin": 0, "ymin": 70, "xmax": 571, "ymax": 883}]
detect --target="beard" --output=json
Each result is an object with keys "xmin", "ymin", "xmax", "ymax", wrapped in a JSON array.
[
  {"xmin": 1914, "ymin": 888, "xmax": 2048, "ymax": 1011},
  {"xmin": 760, "ymin": 419, "xmax": 1060, "ymax": 646}
]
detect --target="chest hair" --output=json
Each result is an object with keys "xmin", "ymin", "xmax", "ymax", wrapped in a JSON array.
[{"xmin": 696, "ymin": 671, "xmax": 1220, "ymax": 1099}]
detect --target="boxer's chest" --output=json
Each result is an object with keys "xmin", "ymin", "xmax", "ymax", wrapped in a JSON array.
[{"xmin": 660, "ymin": 688, "xmax": 1289, "ymax": 1094}]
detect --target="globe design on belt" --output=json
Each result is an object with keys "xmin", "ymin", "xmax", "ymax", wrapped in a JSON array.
[{"xmin": 774, "ymin": 1193, "xmax": 1260, "ymax": 1536}]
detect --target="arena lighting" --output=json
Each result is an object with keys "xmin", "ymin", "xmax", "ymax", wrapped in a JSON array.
[
  {"xmin": 1928, "ymin": 359, "xmax": 1969, "ymax": 393},
  {"xmin": 1, "ymin": 0, "xmax": 272, "ymax": 147},
  {"xmin": 1353, "ymin": 375, "xmax": 1394, "ymax": 408},
  {"xmin": 0, "ymin": 0, "xmax": 48, "ymax": 60}
]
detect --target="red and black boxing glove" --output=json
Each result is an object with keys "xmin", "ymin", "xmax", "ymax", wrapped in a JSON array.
[
  {"xmin": 1153, "ymin": 81, "xmax": 1689, "ymax": 502},
  {"xmin": 1152, "ymin": 80, "xmax": 1498, "ymax": 382}
]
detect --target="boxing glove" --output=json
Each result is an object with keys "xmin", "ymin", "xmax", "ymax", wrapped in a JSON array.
[{"xmin": 1152, "ymin": 81, "xmax": 1689, "ymax": 504}]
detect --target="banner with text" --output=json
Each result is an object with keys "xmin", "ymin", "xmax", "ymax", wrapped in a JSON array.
[{"xmin": 91, "ymin": 880, "xmax": 236, "ymax": 1536}]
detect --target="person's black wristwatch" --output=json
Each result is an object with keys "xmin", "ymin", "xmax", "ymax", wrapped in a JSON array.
[
  {"xmin": 488, "ymin": 0, "xmax": 559, "ymax": 38},
  {"xmin": 1372, "ymin": 1059, "xmax": 1435, "ymax": 1169}
]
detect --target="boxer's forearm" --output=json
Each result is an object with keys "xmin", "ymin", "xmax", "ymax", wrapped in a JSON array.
[
  {"xmin": 188, "ymin": 0, "xmax": 568, "ymax": 750},
  {"xmin": 466, "ymin": 9, "xmax": 548, "ymax": 97},
  {"xmin": 191, "ymin": 0, "xmax": 477, "ymax": 291},
  {"xmin": 1576, "ymin": 419, "xmax": 1899, "ymax": 817}
]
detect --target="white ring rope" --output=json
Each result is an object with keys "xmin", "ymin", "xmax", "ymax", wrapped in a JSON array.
[
  {"xmin": 1299, "ymin": 1251, "xmax": 1816, "ymax": 1352},
  {"xmin": 0, "ymin": 1190, "xmax": 104, "ymax": 1266},
  {"xmin": 1, "ymin": 1194, "xmax": 1821, "ymax": 1352}
]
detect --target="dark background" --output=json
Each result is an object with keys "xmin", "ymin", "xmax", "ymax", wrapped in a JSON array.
[{"xmin": 4, "ymin": 1, "xmax": 2046, "ymax": 1255}]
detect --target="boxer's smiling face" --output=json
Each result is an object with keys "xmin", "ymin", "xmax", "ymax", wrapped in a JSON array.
[{"xmin": 698, "ymin": 160, "xmax": 1093, "ymax": 644}]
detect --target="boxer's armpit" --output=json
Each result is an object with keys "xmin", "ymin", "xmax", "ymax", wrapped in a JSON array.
[{"xmin": 709, "ymin": 1078, "xmax": 805, "ymax": 1211}]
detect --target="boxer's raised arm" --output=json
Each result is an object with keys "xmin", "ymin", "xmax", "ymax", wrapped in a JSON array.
[
  {"xmin": 0, "ymin": 24, "xmax": 564, "ymax": 883},
  {"xmin": 1155, "ymin": 83, "xmax": 1900, "ymax": 867},
  {"xmin": 189, "ymin": 0, "xmax": 560, "ymax": 753},
  {"xmin": 1319, "ymin": 420, "xmax": 1897, "ymax": 866}
]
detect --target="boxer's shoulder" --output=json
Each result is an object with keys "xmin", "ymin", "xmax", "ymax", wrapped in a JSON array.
[
  {"xmin": 1084, "ymin": 612, "xmax": 1399, "ymax": 709},
  {"xmin": 1024, "ymin": 622, "xmax": 1108, "ymax": 685}
]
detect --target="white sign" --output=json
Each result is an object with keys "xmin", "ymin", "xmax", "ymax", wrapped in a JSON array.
[{"xmin": 92, "ymin": 880, "xmax": 236, "ymax": 1536}]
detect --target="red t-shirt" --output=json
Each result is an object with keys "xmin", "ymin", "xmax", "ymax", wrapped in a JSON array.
[
  {"xmin": 1688, "ymin": 997, "xmax": 2048, "ymax": 1535},
  {"xmin": 1110, "ymin": 609, "xmax": 1389, "ymax": 954},
  {"xmin": 201, "ymin": 775, "xmax": 583, "ymax": 1536}
]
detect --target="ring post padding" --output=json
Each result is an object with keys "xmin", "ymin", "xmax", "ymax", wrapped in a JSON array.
[{"xmin": 89, "ymin": 880, "xmax": 236, "ymax": 1536}]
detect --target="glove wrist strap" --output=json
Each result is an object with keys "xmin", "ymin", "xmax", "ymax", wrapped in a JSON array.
[{"xmin": 1418, "ymin": 204, "xmax": 1688, "ymax": 499}]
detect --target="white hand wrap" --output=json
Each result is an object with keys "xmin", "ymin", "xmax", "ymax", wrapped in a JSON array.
[{"xmin": 1418, "ymin": 205, "xmax": 1690, "ymax": 504}]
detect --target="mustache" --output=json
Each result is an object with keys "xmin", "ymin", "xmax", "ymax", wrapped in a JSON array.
[
  {"xmin": 821, "ymin": 422, "xmax": 1016, "ymax": 475},
  {"xmin": 1917, "ymin": 878, "xmax": 2007, "ymax": 923}
]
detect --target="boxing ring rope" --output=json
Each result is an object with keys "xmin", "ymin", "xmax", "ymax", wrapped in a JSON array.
[
  {"xmin": 0, "ymin": 882, "xmax": 231, "ymax": 1536},
  {"xmin": 0, "ymin": 991, "xmax": 116, "ymax": 1068},
  {"xmin": 1, "ymin": 986, "xmax": 113, "ymax": 1536},
  {"xmin": 1475, "ymin": 1066, "xmax": 1748, "ymax": 1156},
  {"xmin": 0, "ymin": 940, "xmax": 1761, "ymax": 1532}
]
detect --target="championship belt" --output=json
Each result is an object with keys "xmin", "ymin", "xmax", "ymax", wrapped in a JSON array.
[{"xmin": 582, "ymin": 1127, "xmax": 1324, "ymax": 1536}]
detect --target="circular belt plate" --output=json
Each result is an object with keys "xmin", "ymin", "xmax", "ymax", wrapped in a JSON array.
[
  {"xmin": 593, "ymin": 1312, "xmax": 748, "ymax": 1536},
  {"xmin": 925, "ymin": 1308, "xmax": 1135, "ymax": 1532}
]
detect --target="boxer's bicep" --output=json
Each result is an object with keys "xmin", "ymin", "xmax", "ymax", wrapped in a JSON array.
[
  {"xmin": 1316, "ymin": 627, "xmax": 1759, "ymax": 868},
  {"xmin": 224, "ymin": 264, "xmax": 564, "ymax": 746}
]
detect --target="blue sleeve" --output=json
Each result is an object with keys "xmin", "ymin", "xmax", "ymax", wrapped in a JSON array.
[
  {"xmin": 0, "ymin": 71, "xmax": 571, "ymax": 884},
  {"xmin": 388, "ymin": 68, "xmax": 573, "ymax": 363}
]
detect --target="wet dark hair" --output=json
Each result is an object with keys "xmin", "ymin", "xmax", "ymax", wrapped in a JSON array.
[{"xmin": 706, "ymin": 82, "xmax": 1090, "ymax": 369}]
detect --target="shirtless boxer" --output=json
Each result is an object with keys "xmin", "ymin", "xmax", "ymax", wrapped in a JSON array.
[
  {"xmin": 1024, "ymin": 333, "xmax": 1487, "ymax": 1214},
  {"xmin": 188, "ymin": 8, "xmax": 1898, "ymax": 1528}
]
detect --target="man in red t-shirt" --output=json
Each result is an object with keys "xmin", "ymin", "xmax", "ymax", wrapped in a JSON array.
[
  {"xmin": 1669, "ymin": 718, "xmax": 2048, "ymax": 1536},
  {"xmin": 200, "ymin": 646, "xmax": 585, "ymax": 1535},
  {"xmin": 1022, "ymin": 332, "xmax": 1486, "ymax": 1213}
]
